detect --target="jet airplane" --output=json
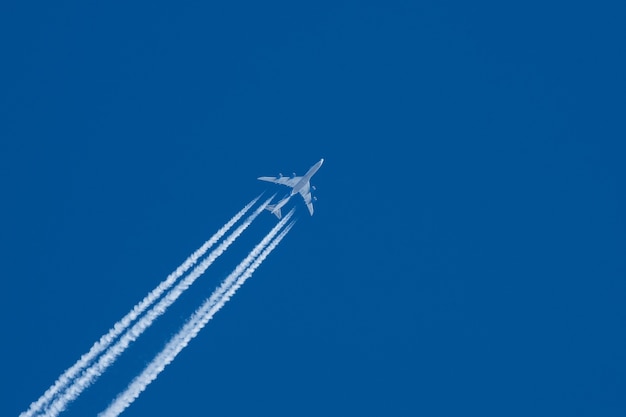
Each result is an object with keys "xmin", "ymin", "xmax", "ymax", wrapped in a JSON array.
[{"xmin": 258, "ymin": 158, "xmax": 324, "ymax": 218}]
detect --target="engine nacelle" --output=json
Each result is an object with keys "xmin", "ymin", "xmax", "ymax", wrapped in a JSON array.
[
  {"xmin": 278, "ymin": 173, "xmax": 283, "ymax": 178},
  {"xmin": 312, "ymin": 185, "xmax": 316, "ymax": 191},
  {"xmin": 313, "ymin": 196, "xmax": 318, "ymax": 202},
  {"xmin": 291, "ymin": 172, "xmax": 296, "ymax": 178}
]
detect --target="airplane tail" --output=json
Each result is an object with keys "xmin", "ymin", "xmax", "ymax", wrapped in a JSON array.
[{"xmin": 265, "ymin": 204, "xmax": 282, "ymax": 219}]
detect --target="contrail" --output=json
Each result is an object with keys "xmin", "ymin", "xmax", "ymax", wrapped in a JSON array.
[
  {"xmin": 19, "ymin": 196, "xmax": 260, "ymax": 417},
  {"xmin": 99, "ymin": 220, "xmax": 296, "ymax": 417},
  {"xmin": 41, "ymin": 197, "xmax": 274, "ymax": 417}
]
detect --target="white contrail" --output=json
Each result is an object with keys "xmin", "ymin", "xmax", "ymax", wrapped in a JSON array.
[
  {"xmin": 99, "ymin": 220, "xmax": 295, "ymax": 417},
  {"xmin": 41, "ymin": 197, "xmax": 274, "ymax": 417},
  {"xmin": 19, "ymin": 196, "xmax": 260, "ymax": 417}
]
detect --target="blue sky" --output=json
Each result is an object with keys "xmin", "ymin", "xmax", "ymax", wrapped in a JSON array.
[{"xmin": 1, "ymin": 1, "xmax": 625, "ymax": 416}]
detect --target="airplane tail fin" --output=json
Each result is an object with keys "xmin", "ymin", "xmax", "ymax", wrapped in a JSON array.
[{"xmin": 265, "ymin": 204, "xmax": 282, "ymax": 219}]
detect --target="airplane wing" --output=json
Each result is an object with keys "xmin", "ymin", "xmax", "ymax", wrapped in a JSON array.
[
  {"xmin": 257, "ymin": 176, "xmax": 301, "ymax": 188},
  {"xmin": 298, "ymin": 181, "xmax": 315, "ymax": 216}
]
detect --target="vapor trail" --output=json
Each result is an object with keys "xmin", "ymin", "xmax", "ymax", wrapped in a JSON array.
[
  {"xmin": 41, "ymin": 197, "xmax": 274, "ymax": 417},
  {"xmin": 99, "ymin": 219, "xmax": 296, "ymax": 417},
  {"xmin": 19, "ymin": 196, "xmax": 260, "ymax": 417}
]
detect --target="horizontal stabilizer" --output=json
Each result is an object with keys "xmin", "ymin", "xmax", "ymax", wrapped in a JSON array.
[{"xmin": 266, "ymin": 204, "xmax": 282, "ymax": 219}]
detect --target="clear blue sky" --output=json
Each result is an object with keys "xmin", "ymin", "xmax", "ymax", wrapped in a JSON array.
[{"xmin": 2, "ymin": 1, "xmax": 624, "ymax": 416}]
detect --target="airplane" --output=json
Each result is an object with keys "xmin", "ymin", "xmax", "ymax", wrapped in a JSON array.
[{"xmin": 258, "ymin": 158, "xmax": 324, "ymax": 218}]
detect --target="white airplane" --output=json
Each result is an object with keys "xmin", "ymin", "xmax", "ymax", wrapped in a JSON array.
[{"xmin": 258, "ymin": 158, "xmax": 324, "ymax": 218}]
